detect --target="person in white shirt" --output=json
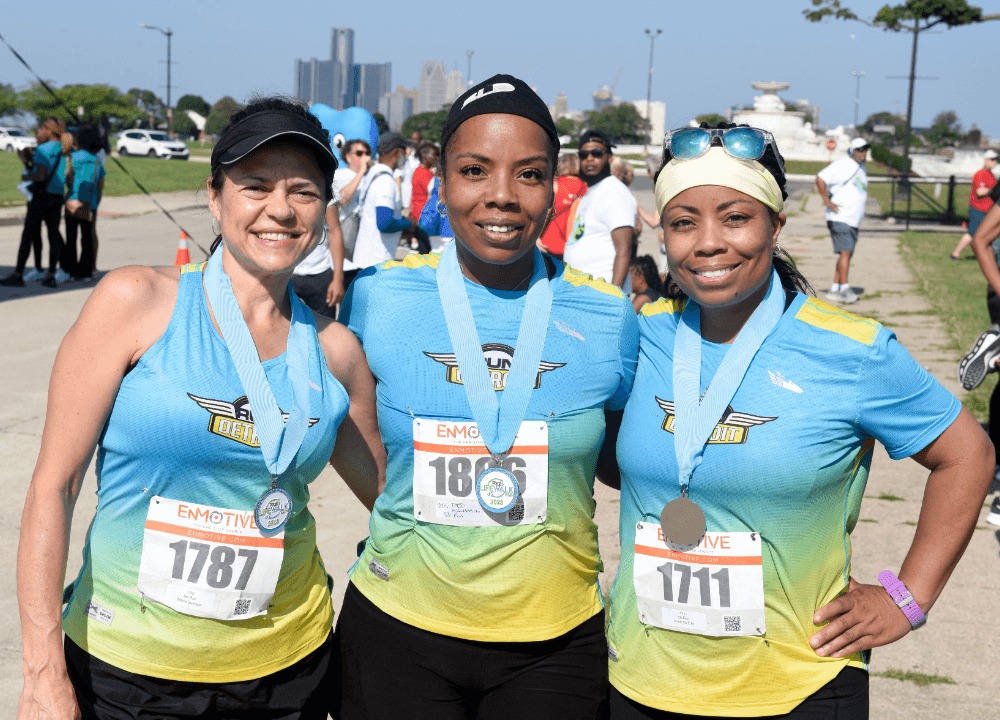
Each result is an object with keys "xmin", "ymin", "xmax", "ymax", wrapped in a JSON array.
[
  {"xmin": 563, "ymin": 129, "xmax": 637, "ymax": 289},
  {"xmin": 816, "ymin": 138, "xmax": 869, "ymax": 304},
  {"xmin": 353, "ymin": 132, "xmax": 413, "ymax": 269}
]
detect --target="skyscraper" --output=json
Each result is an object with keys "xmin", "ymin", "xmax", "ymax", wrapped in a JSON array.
[
  {"xmin": 445, "ymin": 69, "xmax": 465, "ymax": 106},
  {"xmin": 379, "ymin": 85, "xmax": 415, "ymax": 131},
  {"xmin": 294, "ymin": 58, "xmax": 337, "ymax": 106},
  {"xmin": 330, "ymin": 28, "xmax": 354, "ymax": 110},
  {"xmin": 354, "ymin": 63, "xmax": 392, "ymax": 116},
  {"xmin": 419, "ymin": 61, "xmax": 448, "ymax": 114}
]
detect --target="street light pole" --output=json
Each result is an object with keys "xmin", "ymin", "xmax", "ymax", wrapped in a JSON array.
[
  {"xmin": 467, "ymin": 50, "xmax": 474, "ymax": 88},
  {"xmin": 140, "ymin": 24, "xmax": 173, "ymax": 134},
  {"xmin": 644, "ymin": 28, "xmax": 662, "ymax": 150},
  {"xmin": 852, "ymin": 69, "xmax": 865, "ymax": 128}
]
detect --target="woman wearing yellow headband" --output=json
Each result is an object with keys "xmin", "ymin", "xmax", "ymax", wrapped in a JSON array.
[{"xmin": 597, "ymin": 124, "xmax": 993, "ymax": 718}]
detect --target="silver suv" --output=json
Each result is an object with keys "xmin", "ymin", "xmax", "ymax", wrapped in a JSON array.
[
  {"xmin": 0, "ymin": 127, "xmax": 37, "ymax": 153},
  {"xmin": 117, "ymin": 130, "xmax": 189, "ymax": 159}
]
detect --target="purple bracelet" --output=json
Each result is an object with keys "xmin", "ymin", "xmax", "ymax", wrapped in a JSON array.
[{"xmin": 877, "ymin": 570, "xmax": 927, "ymax": 630}]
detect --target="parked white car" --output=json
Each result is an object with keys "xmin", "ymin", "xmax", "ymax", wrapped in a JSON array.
[
  {"xmin": 116, "ymin": 130, "xmax": 189, "ymax": 159},
  {"xmin": 0, "ymin": 127, "xmax": 37, "ymax": 153}
]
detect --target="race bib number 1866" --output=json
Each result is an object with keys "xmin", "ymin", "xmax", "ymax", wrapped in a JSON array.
[
  {"xmin": 632, "ymin": 522, "xmax": 765, "ymax": 637},
  {"xmin": 137, "ymin": 496, "xmax": 284, "ymax": 621},
  {"xmin": 412, "ymin": 419, "xmax": 548, "ymax": 527}
]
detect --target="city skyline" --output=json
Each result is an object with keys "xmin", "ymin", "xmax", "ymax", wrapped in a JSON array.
[{"xmin": 1, "ymin": 0, "xmax": 998, "ymax": 138}]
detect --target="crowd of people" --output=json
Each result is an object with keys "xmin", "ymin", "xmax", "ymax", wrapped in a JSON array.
[
  {"xmin": 14, "ymin": 75, "xmax": 997, "ymax": 720},
  {"xmin": 2, "ymin": 117, "xmax": 108, "ymax": 289}
]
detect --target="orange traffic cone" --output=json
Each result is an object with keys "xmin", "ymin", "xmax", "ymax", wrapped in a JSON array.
[{"xmin": 174, "ymin": 231, "xmax": 191, "ymax": 266}]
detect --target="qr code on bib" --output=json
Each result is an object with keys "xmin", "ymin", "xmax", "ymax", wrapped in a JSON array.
[
  {"xmin": 234, "ymin": 599, "xmax": 252, "ymax": 616},
  {"xmin": 507, "ymin": 506, "xmax": 524, "ymax": 523},
  {"xmin": 724, "ymin": 615, "xmax": 742, "ymax": 632}
]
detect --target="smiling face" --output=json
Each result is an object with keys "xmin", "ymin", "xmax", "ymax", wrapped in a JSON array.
[
  {"xmin": 207, "ymin": 139, "xmax": 327, "ymax": 277},
  {"xmin": 345, "ymin": 140, "xmax": 372, "ymax": 173},
  {"xmin": 441, "ymin": 114, "xmax": 554, "ymax": 267},
  {"xmin": 662, "ymin": 184, "xmax": 785, "ymax": 337}
]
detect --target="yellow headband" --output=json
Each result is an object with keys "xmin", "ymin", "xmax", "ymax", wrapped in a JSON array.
[{"xmin": 654, "ymin": 146, "xmax": 784, "ymax": 214}]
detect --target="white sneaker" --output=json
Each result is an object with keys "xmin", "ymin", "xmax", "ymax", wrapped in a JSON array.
[
  {"xmin": 838, "ymin": 288, "xmax": 860, "ymax": 304},
  {"xmin": 54, "ymin": 269, "xmax": 70, "ymax": 283},
  {"xmin": 825, "ymin": 290, "xmax": 841, "ymax": 302},
  {"xmin": 22, "ymin": 268, "xmax": 43, "ymax": 282}
]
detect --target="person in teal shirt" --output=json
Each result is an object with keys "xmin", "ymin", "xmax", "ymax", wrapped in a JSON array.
[{"xmin": 62, "ymin": 125, "xmax": 106, "ymax": 279}]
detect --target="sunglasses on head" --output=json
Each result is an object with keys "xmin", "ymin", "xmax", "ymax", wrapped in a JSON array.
[
  {"xmin": 663, "ymin": 127, "xmax": 785, "ymax": 177},
  {"xmin": 578, "ymin": 148, "xmax": 608, "ymax": 159}
]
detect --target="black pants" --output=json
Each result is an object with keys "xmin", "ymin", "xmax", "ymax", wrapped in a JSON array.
[
  {"xmin": 609, "ymin": 667, "xmax": 869, "ymax": 720},
  {"xmin": 291, "ymin": 268, "xmax": 361, "ymax": 321},
  {"xmin": 63, "ymin": 211, "xmax": 96, "ymax": 278},
  {"xmin": 65, "ymin": 632, "xmax": 333, "ymax": 719},
  {"xmin": 16, "ymin": 192, "xmax": 63, "ymax": 274},
  {"xmin": 337, "ymin": 582, "xmax": 609, "ymax": 720}
]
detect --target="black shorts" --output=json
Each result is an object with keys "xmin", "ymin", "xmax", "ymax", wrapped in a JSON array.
[
  {"xmin": 609, "ymin": 666, "xmax": 868, "ymax": 720},
  {"xmin": 65, "ymin": 631, "xmax": 333, "ymax": 719},
  {"xmin": 336, "ymin": 581, "xmax": 608, "ymax": 720}
]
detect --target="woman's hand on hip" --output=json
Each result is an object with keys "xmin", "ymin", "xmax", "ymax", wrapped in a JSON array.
[
  {"xmin": 17, "ymin": 671, "xmax": 81, "ymax": 720},
  {"xmin": 809, "ymin": 576, "xmax": 911, "ymax": 658}
]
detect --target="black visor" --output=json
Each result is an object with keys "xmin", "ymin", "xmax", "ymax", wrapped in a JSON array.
[{"xmin": 211, "ymin": 109, "xmax": 337, "ymax": 176}]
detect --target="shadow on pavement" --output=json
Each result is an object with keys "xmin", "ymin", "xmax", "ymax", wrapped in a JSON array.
[{"xmin": 0, "ymin": 266, "xmax": 104, "ymax": 303}]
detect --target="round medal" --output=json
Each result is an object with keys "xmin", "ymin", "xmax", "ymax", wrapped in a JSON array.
[
  {"xmin": 659, "ymin": 497, "xmax": 706, "ymax": 547},
  {"xmin": 475, "ymin": 466, "xmax": 519, "ymax": 513},
  {"xmin": 255, "ymin": 487, "xmax": 293, "ymax": 533}
]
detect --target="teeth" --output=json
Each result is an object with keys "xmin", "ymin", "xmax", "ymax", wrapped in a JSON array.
[
  {"xmin": 257, "ymin": 232, "xmax": 295, "ymax": 241},
  {"xmin": 484, "ymin": 225, "xmax": 516, "ymax": 233},
  {"xmin": 695, "ymin": 268, "xmax": 730, "ymax": 278}
]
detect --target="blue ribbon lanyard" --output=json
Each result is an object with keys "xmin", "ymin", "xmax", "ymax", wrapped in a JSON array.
[
  {"xmin": 435, "ymin": 242, "xmax": 553, "ymax": 460},
  {"xmin": 203, "ymin": 247, "xmax": 313, "ymax": 484},
  {"xmin": 672, "ymin": 269, "xmax": 784, "ymax": 497}
]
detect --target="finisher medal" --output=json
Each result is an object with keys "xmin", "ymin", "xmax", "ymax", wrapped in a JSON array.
[
  {"xmin": 660, "ymin": 496, "xmax": 706, "ymax": 547},
  {"xmin": 255, "ymin": 481, "xmax": 293, "ymax": 533},
  {"xmin": 476, "ymin": 456, "xmax": 519, "ymax": 513}
]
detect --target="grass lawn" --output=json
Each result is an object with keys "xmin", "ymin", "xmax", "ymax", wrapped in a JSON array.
[
  {"xmin": 869, "ymin": 181, "xmax": 970, "ymax": 223},
  {"xmin": 185, "ymin": 140, "xmax": 214, "ymax": 157},
  {"xmin": 0, "ymin": 152, "xmax": 210, "ymax": 207},
  {"xmin": 897, "ymin": 230, "xmax": 995, "ymax": 419}
]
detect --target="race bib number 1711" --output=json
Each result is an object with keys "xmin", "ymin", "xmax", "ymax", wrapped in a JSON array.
[
  {"xmin": 412, "ymin": 419, "xmax": 548, "ymax": 527},
  {"xmin": 632, "ymin": 522, "xmax": 765, "ymax": 637}
]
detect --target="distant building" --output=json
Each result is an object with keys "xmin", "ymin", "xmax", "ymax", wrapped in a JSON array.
[
  {"xmin": 630, "ymin": 100, "xmax": 666, "ymax": 146},
  {"xmin": 592, "ymin": 84, "xmax": 613, "ymax": 112},
  {"xmin": 294, "ymin": 58, "xmax": 337, "ymax": 107},
  {"xmin": 446, "ymin": 69, "xmax": 465, "ymax": 106},
  {"xmin": 379, "ymin": 85, "xmax": 416, "ymax": 131},
  {"xmin": 401, "ymin": 87, "xmax": 419, "ymax": 115},
  {"xmin": 419, "ymin": 61, "xmax": 449, "ymax": 113},
  {"xmin": 354, "ymin": 63, "xmax": 392, "ymax": 116},
  {"xmin": 554, "ymin": 92, "xmax": 568, "ymax": 119},
  {"xmin": 330, "ymin": 28, "xmax": 354, "ymax": 110}
]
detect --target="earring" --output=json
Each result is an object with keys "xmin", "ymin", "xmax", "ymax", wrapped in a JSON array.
[{"xmin": 436, "ymin": 201, "xmax": 447, "ymax": 216}]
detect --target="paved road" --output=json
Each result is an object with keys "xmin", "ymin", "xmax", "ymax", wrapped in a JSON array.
[{"xmin": 1, "ymin": 187, "xmax": 997, "ymax": 717}]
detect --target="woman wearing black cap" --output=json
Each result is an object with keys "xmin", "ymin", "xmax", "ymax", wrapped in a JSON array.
[
  {"xmin": 336, "ymin": 75, "xmax": 639, "ymax": 719},
  {"xmin": 17, "ymin": 96, "xmax": 384, "ymax": 719}
]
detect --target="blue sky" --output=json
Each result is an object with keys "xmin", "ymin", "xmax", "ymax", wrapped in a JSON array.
[{"xmin": 2, "ymin": 0, "xmax": 998, "ymax": 137}]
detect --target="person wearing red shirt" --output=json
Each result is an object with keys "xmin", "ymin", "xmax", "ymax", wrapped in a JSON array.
[
  {"xmin": 409, "ymin": 142, "xmax": 439, "ymax": 224},
  {"xmin": 538, "ymin": 154, "xmax": 587, "ymax": 260},
  {"xmin": 950, "ymin": 149, "xmax": 998, "ymax": 260}
]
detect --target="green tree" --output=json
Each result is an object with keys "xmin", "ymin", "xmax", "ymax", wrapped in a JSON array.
[
  {"xmin": 555, "ymin": 117, "xmax": 579, "ymax": 138},
  {"xmin": 925, "ymin": 110, "xmax": 962, "ymax": 149},
  {"xmin": 175, "ymin": 94, "xmax": 210, "ymax": 117},
  {"xmin": 126, "ymin": 88, "xmax": 166, "ymax": 126},
  {"xmin": 804, "ymin": 0, "xmax": 999, "ymax": 179},
  {"xmin": 171, "ymin": 112, "xmax": 197, "ymax": 137},
  {"xmin": 583, "ymin": 104, "xmax": 650, "ymax": 145},
  {"xmin": 695, "ymin": 113, "xmax": 727, "ymax": 127},
  {"xmin": 0, "ymin": 83, "xmax": 17, "ymax": 118},
  {"xmin": 18, "ymin": 83, "xmax": 143, "ymax": 129},
  {"xmin": 205, "ymin": 96, "xmax": 244, "ymax": 137},
  {"xmin": 401, "ymin": 110, "xmax": 449, "ymax": 144},
  {"xmin": 372, "ymin": 112, "xmax": 390, "ymax": 136}
]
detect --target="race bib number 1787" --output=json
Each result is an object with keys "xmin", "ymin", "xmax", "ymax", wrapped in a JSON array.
[{"xmin": 137, "ymin": 496, "xmax": 284, "ymax": 621}]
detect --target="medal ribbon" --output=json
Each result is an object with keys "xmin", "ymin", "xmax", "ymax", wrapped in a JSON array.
[
  {"xmin": 203, "ymin": 246, "xmax": 313, "ymax": 478},
  {"xmin": 435, "ymin": 241, "xmax": 553, "ymax": 456},
  {"xmin": 672, "ymin": 269, "xmax": 784, "ymax": 495}
]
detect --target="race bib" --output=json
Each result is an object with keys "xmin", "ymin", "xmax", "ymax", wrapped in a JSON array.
[
  {"xmin": 412, "ymin": 419, "xmax": 548, "ymax": 527},
  {"xmin": 137, "ymin": 496, "xmax": 284, "ymax": 621},
  {"xmin": 632, "ymin": 522, "xmax": 764, "ymax": 637}
]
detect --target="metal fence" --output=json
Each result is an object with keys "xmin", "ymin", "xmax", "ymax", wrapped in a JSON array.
[{"xmin": 867, "ymin": 175, "xmax": 971, "ymax": 229}]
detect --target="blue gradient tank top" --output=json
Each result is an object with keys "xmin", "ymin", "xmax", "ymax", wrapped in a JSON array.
[{"xmin": 62, "ymin": 262, "xmax": 350, "ymax": 682}]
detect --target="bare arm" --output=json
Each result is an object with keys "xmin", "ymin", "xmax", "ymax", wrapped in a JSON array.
[
  {"xmin": 809, "ymin": 408, "xmax": 993, "ymax": 657},
  {"xmin": 317, "ymin": 321, "xmax": 385, "ymax": 511},
  {"xmin": 637, "ymin": 205, "xmax": 660, "ymax": 229},
  {"xmin": 971, "ymin": 204, "xmax": 1000, "ymax": 297},
  {"xmin": 595, "ymin": 410, "xmax": 624, "ymax": 490},
  {"xmin": 17, "ymin": 266, "xmax": 177, "ymax": 720},
  {"xmin": 816, "ymin": 176, "xmax": 839, "ymax": 213},
  {"xmin": 338, "ymin": 167, "xmax": 367, "ymax": 206},
  {"xmin": 610, "ymin": 226, "xmax": 633, "ymax": 288},
  {"xmin": 325, "ymin": 206, "xmax": 345, "ymax": 307}
]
